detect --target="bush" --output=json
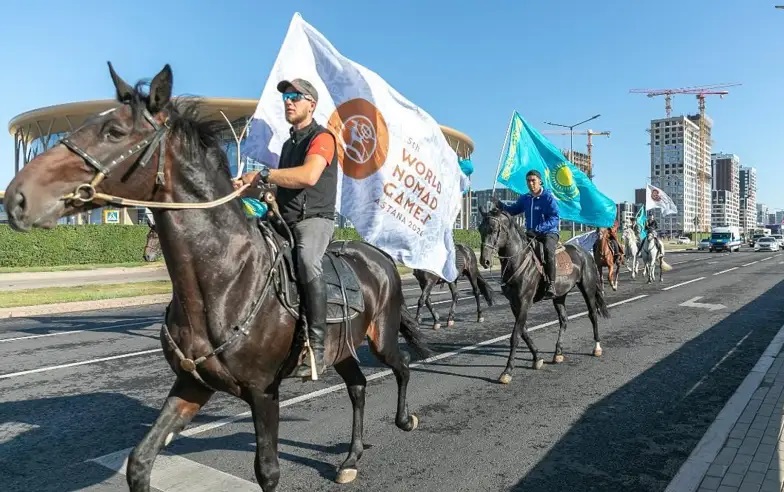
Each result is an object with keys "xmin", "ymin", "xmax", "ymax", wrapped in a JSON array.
[
  {"xmin": 0, "ymin": 224, "xmax": 150, "ymax": 267},
  {"xmin": 0, "ymin": 224, "xmax": 483, "ymax": 268}
]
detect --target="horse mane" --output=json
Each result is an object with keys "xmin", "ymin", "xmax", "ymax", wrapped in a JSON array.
[{"xmin": 129, "ymin": 81, "xmax": 232, "ymax": 179}]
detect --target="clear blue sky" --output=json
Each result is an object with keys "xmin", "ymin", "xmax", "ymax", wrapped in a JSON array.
[{"xmin": 1, "ymin": 0, "xmax": 782, "ymax": 208}]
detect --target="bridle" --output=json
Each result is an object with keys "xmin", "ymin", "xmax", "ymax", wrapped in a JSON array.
[{"xmin": 57, "ymin": 105, "xmax": 248, "ymax": 210}]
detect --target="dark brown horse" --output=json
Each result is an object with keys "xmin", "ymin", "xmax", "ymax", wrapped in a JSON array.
[
  {"xmin": 412, "ymin": 243, "xmax": 494, "ymax": 329},
  {"xmin": 2, "ymin": 63, "xmax": 431, "ymax": 491},
  {"xmin": 143, "ymin": 222, "xmax": 161, "ymax": 262},
  {"xmin": 477, "ymin": 206, "xmax": 610, "ymax": 385}
]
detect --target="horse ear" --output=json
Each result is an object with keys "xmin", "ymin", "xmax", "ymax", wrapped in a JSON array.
[
  {"xmin": 148, "ymin": 64, "xmax": 173, "ymax": 113},
  {"xmin": 107, "ymin": 61, "xmax": 134, "ymax": 103}
]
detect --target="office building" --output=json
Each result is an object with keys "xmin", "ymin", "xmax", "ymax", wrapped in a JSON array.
[
  {"xmin": 648, "ymin": 114, "xmax": 712, "ymax": 233},
  {"xmin": 739, "ymin": 166, "xmax": 757, "ymax": 234}
]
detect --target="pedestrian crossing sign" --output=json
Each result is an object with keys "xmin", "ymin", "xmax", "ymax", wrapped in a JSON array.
[{"xmin": 104, "ymin": 209, "xmax": 120, "ymax": 224}]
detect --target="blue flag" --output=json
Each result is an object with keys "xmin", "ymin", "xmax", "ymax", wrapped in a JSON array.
[
  {"xmin": 496, "ymin": 111, "xmax": 617, "ymax": 227},
  {"xmin": 635, "ymin": 205, "xmax": 647, "ymax": 240}
]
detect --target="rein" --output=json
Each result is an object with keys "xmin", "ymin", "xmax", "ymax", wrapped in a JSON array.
[{"xmin": 58, "ymin": 105, "xmax": 250, "ymax": 211}]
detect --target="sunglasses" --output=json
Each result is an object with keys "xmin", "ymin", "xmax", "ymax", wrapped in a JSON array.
[{"xmin": 282, "ymin": 92, "xmax": 312, "ymax": 103}]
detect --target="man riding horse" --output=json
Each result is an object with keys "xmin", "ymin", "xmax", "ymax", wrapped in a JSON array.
[
  {"xmin": 235, "ymin": 78, "xmax": 335, "ymax": 380},
  {"xmin": 491, "ymin": 169, "xmax": 560, "ymax": 299}
]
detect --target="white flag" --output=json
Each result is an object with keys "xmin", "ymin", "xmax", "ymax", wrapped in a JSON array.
[
  {"xmin": 243, "ymin": 13, "xmax": 462, "ymax": 281},
  {"xmin": 646, "ymin": 184, "xmax": 678, "ymax": 216}
]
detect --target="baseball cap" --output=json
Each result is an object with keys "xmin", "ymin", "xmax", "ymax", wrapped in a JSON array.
[{"xmin": 277, "ymin": 78, "xmax": 319, "ymax": 102}]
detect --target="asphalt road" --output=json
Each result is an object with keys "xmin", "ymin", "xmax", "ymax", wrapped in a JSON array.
[{"xmin": 1, "ymin": 249, "xmax": 783, "ymax": 491}]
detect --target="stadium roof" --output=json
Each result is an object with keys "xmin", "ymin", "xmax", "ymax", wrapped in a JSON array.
[{"xmin": 8, "ymin": 97, "xmax": 475, "ymax": 157}]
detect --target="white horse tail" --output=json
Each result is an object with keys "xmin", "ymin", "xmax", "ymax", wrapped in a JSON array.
[{"xmin": 661, "ymin": 259, "xmax": 673, "ymax": 272}]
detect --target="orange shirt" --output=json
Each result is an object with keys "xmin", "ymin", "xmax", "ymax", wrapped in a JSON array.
[{"xmin": 306, "ymin": 133, "xmax": 336, "ymax": 165}]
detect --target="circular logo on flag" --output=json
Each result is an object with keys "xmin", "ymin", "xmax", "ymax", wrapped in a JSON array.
[
  {"xmin": 651, "ymin": 188, "xmax": 662, "ymax": 202},
  {"xmin": 545, "ymin": 162, "xmax": 579, "ymax": 200},
  {"xmin": 327, "ymin": 98, "xmax": 389, "ymax": 180}
]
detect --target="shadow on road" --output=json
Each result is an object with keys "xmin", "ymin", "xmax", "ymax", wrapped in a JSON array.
[{"xmin": 510, "ymin": 279, "xmax": 784, "ymax": 491}]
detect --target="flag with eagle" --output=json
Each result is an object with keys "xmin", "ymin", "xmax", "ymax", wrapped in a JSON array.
[{"xmin": 495, "ymin": 111, "xmax": 617, "ymax": 228}]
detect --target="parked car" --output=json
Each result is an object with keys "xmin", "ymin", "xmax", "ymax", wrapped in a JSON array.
[
  {"xmin": 755, "ymin": 237, "xmax": 780, "ymax": 252},
  {"xmin": 697, "ymin": 238, "xmax": 711, "ymax": 251},
  {"xmin": 677, "ymin": 236, "xmax": 690, "ymax": 244},
  {"xmin": 771, "ymin": 234, "xmax": 784, "ymax": 248},
  {"xmin": 749, "ymin": 234, "xmax": 765, "ymax": 247}
]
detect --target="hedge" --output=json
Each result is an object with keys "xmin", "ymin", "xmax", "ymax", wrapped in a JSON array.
[{"xmin": 0, "ymin": 224, "xmax": 488, "ymax": 268}]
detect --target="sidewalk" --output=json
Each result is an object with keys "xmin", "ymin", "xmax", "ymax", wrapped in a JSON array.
[
  {"xmin": 0, "ymin": 264, "xmax": 169, "ymax": 291},
  {"xmin": 666, "ymin": 325, "xmax": 784, "ymax": 492}
]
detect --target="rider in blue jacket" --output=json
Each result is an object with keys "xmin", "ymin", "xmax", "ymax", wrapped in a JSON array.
[{"xmin": 492, "ymin": 170, "xmax": 560, "ymax": 299}]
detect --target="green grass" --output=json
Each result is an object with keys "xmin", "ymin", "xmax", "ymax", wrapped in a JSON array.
[{"xmin": 0, "ymin": 261, "xmax": 163, "ymax": 274}]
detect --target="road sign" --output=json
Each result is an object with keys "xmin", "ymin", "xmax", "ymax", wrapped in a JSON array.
[{"xmin": 103, "ymin": 209, "xmax": 120, "ymax": 224}]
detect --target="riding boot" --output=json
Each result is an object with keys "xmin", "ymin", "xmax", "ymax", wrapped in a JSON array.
[
  {"xmin": 543, "ymin": 258, "xmax": 556, "ymax": 299},
  {"xmin": 292, "ymin": 275, "xmax": 327, "ymax": 379}
]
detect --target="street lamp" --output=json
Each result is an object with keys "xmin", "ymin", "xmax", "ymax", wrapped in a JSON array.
[{"xmin": 544, "ymin": 114, "xmax": 601, "ymax": 235}]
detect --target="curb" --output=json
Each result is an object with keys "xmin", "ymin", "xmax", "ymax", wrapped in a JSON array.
[
  {"xmin": 664, "ymin": 322, "xmax": 784, "ymax": 492},
  {"xmin": 0, "ymin": 294, "xmax": 172, "ymax": 318}
]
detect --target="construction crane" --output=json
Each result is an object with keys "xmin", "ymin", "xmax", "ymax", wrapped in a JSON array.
[
  {"xmin": 541, "ymin": 129, "xmax": 610, "ymax": 179},
  {"xmin": 628, "ymin": 83, "xmax": 741, "ymax": 118},
  {"xmin": 629, "ymin": 83, "xmax": 741, "ymax": 234}
]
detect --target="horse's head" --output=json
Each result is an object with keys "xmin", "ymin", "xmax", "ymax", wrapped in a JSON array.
[
  {"xmin": 3, "ymin": 62, "xmax": 233, "ymax": 232},
  {"xmin": 478, "ymin": 205, "xmax": 515, "ymax": 269},
  {"xmin": 143, "ymin": 223, "xmax": 161, "ymax": 262}
]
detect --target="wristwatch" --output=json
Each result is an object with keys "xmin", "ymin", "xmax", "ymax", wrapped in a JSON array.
[{"xmin": 253, "ymin": 166, "xmax": 270, "ymax": 186}]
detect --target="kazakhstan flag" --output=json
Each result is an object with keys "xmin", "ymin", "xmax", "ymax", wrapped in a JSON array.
[{"xmin": 496, "ymin": 111, "xmax": 617, "ymax": 228}]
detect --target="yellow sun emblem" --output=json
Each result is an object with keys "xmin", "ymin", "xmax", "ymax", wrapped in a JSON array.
[{"xmin": 545, "ymin": 162, "xmax": 579, "ymax": 200}]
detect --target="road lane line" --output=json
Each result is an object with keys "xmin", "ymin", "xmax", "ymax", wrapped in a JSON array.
[
  {"xmin": 713, "ymin": 267, "xmax": 738, "ymax": 276},
  {"xmin": 0, "ymin": 349, "xmax": 162, "ymax": 380},
  {"xmin": 0, "ymin": 320, "xmax": 155, "ymax": 343},
  {"xmin": 742, "ymin": 261, "xmax": 759, "ymax": 267},
  {"xmin": 662, "ymin": 277, "xmax": 705, "ymax": 291},
  {"xmin": 760, "ymin": 256, "xmax": 773, "ymax": 262},
  {"xmin": 88, "ymin": 293, "xmax": 650, "ymax": 483},
  {"xmin": 93, "ymin": 449, "xmax": 260, "ymax": 491}
]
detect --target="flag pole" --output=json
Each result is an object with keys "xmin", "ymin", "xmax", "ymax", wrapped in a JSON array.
[{"xmin": 491, "ymin": 110, "xmax": 516, "ymax": 197}]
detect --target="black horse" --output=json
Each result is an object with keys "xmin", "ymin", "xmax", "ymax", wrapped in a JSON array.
[
  {"xmin": 2, "ymin": 62, "xmax": 432, "ymax": 491},
  {"xmin": 412, "ymin": 244, "xmax": 494, "ymax": 329},
  {"xmin": 477, "ymin": 206, "xmax": 610, "ymax": 385}
]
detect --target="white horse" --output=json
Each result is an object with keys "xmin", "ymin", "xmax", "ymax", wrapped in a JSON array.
[
  {"xmin": 638, "ymin": 231, "xmax": 672, "ymax": 283},
  {"xmin": 622, "ymin": 228, "xmax": 639, "ymax": 279}
]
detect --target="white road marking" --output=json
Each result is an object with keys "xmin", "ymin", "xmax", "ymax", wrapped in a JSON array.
[
  {"xmin": 679, "ymin": 296, "xmax": 726, "ymax": 311},
  {"xmin": 93, "ymin": 449, "xmax": 260, "ymax": 491},
  {"xmin": 0, "ymin": 349, "xmax": 162, "ymax": 380},
  {"xmin": 661, "ymin": 277, "xmax": 705, "ymax": 291},
  {"xmin": 0, "ymin": 320, "xmax": 154, "ymax": 343},
  {"xmin": 760, "ymin": 256, "xmax": 773, "ymax": 262},
  {"xmin": 713, "ymin": 267, "xmax": 738, "ymax": 276},
  {"xmin": 742, "ymin": 261, "xmax": 759, "ymax": 267},
  {"xmin": 89, "ymin": 293, "xmax": 649, "ymax": 490}
]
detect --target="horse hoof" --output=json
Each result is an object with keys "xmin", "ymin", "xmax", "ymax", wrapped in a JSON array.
[
  {"xmin": 499, "ymin": 373, "xmax": 512, "ymax": 384},
  {"xmin": 336, "ymin": 468, "xmax": 358, "ymax": 484},
  {"xmin": 408, "ymin": 414, "xmax": 419, "ymax": 431},
  {"xmin": 447, "ymin": 320, "xmax": 455, "ymax": 327},
  {"xmin": 477, "ymin": 316, "xmax": 485, "ymax": 323},
  {"xmin": 432, "ymin": 323, "xmax": 441, "ymax": 331},
  {"xmin": 553, "ymin": 354, "xmax": 565, "ymax": 364},
  {"xmin": 533, "ymin": 358, "xmax": 544, "ymax": 370},
  {"xmin": 593, "ymin": 348, "xmax": 603, "ymax": 357}
]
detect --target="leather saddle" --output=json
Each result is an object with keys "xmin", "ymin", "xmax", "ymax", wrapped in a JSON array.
[
  {"xmin": 259, "ymin": 220, "xmax": 364, "ymax": 324},
  {"xmin": 531, "ymin": 240, "xmax": 574, "ymax": 279}
]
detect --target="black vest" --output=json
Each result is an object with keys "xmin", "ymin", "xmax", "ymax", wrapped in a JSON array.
[{"xmin": 276, "ymin": 120, "xmax": 339, "ymax": 224}]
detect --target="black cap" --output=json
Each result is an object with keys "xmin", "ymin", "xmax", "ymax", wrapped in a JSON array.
[
  {"xmin": 526, "ymin": 169, "xmax": 542, "ymax": 180},
  {"xmin": 276, "ymin": 78, "xmax": 318, "ymax": 102}
]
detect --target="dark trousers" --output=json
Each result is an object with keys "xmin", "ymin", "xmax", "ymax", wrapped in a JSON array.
[{"xmin": 528, "ymin": 231, "xmax": 559, "ymax": 282}]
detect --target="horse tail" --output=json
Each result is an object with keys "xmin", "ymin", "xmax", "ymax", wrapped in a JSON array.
[
  {"xmin": 399, "ymin": 305, "xmax": 433, "ymax": 359},
  {"xmin": 588, "ymin": 251, "xmax": 611, "ymax": 318},
  {"xmin": 476, "ymin": 272, "xmax": 495, "ymax": 306},
  {"xmin": 661, "ymin": 259, "xmax": 673, "ymax": 272}
]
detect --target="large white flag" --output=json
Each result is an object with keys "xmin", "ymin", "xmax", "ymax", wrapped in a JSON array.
[
  {"xmin": 646, "ymin": 184, "xmax": 678, "ymax": 216},
  {"xmin": 243, "ymin": 13, "xmax": 463, "ymax": 281}
]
